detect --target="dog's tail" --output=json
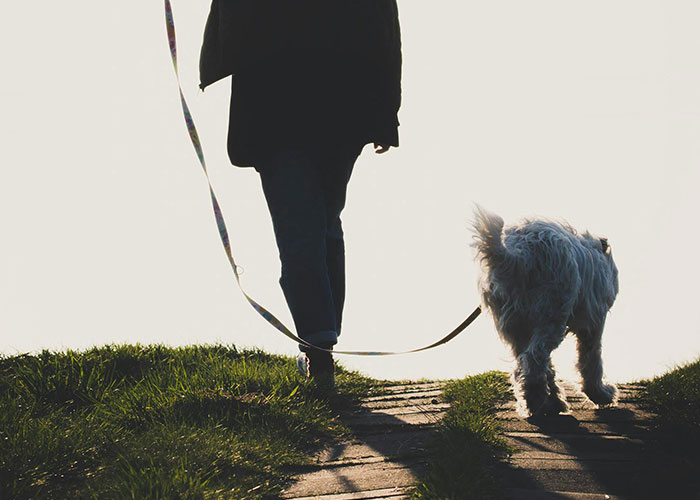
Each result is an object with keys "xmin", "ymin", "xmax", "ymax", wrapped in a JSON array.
[{"xmin": 471, "ymin": 205, "xmax": 507, "ymax": 265}]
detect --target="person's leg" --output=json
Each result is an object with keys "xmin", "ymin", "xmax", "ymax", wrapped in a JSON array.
[
  {"xmin": 319, "ymin": 143, "xmax": 363, "ymax": 338},
  {"xmin": 256, "ymin": 149, "xmax": 338, "ymax": 350}
]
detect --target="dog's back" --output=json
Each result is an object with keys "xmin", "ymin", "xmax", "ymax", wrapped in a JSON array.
[
  {"xmin": 473, "ymin": 206, "xmax": 578, "ymax": 263},
  {"xmin": 472, "ymin": 207, "xmax": 618, "ymax": 326},
  {"xmin": 472, "ymin": 207, "xmax": 584, "ymax": 323}
]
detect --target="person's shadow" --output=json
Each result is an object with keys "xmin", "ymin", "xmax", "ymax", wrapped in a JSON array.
[{"xmin": 282, "ymin": 382, "xmax": 443, "ymax": 497}]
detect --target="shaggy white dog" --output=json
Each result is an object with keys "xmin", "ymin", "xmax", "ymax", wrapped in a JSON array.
[{"xmin": 472, "ymin": 207, "xmax": 619, "ymax": 417}]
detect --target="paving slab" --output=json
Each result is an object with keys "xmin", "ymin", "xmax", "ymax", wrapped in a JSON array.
[
  {"xmin": 503, "ymin": 432, "xmax": 645, "ymax": 455},
  {"xmin": 497, "ymin": 398, "xmax": 645, "ymax": 413},
  {"xmin": 361, "ymin": 392, "xmax": 444, "ymax": 408},
  {"xmin": 496, "ymin": 467, "xmax": 647, "ymax": 498},
  {"xmin": 379, "ymin": 382, "xmax": 444, "ymax": 394},
  {"xmin": 498, "ymin": 418, "xmax": 648, "ymax": 436},
  {"xmin": 282, "ymin": 459, "xmax": 427, "ymax": 498},
  {"xmin": 503, "ymin": 489, "xmax": 626, "ymax": 500},
  {"xmin": 343, "ymin": 410, "xmax": 446, "ymax": 430},
  {"xmin": 288, "ymin": 486, "xmax": 412, "ymax": 500},
  {"xmin": 312, "ymin": 429, "xmax": 435, "ymax": 464},
  {"xmin": 506, "ymin": 456, "xmax": 643, "ymax": 471},
  {"xmin": 350, "ymin": 403, "xmax": 451, "ymax": 417},
  {"xmin": 509, "ymin": 450, "xmax": 642, "ymax": 462},
  {"xmin": 496, "ymin": 409, "xmax": 653, "ymax": 424}
]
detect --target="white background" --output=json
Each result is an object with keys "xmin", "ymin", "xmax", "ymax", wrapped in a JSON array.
[{"xmin": 2, "ymin": 1, "xmax": 699, "ymax": 382}]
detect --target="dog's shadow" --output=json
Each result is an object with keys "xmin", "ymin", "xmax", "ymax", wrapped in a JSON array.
[
  {"xmin": 526, "ymin": 412, "xmax": 582, "ymax": 432},
  {"xmin": 499, "ymin": 406, "xmax": 653, "ymax": 499},
  {"xmin": 525, "ymin": 406, "xmax": 636, "ymax": 429}
]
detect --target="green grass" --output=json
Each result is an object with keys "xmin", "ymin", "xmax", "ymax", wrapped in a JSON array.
[
  {"xmin": 641, "ymin": 358, "xmax": 700, "ymax": 446},
  {"xmin": 638, "ymin": 357, "xmax": 700, "ymax": 497},
  {"xmin": 0, "ymin": 344, "xmax": 379, "ymax": 500},
  {"xmin": 412, "ymin": 371, "xmax": 513, "ymax": 500},
  {"xmin": 15, "ymin": 347, "xmax": 697, "ymax": 499}
]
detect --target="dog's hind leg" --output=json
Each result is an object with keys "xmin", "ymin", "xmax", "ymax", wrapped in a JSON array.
[
  {"xmin": 575, "ymin": 322, "xmax": 618, "ymax": 407},
  {"xmin": 516, "ymin": 323, "xmax": 567, "ymax": 416},
  {"xmin": 544, "ymin": 360, "xmax": 570, "ymax": 414}
]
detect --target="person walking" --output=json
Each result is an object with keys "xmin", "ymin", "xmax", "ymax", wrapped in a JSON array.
[{"xmin": 199, "ymin": 0, "xmax": 402, "ymax": 386}]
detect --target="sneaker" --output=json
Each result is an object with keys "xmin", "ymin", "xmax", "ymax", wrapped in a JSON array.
[
  {"xmin": 296, "ymin": 352, "xmax": 311, "ymax": 378},
  {"xmin": 296, "ymin": 346, "xmax": 335, "ymax": 388}
]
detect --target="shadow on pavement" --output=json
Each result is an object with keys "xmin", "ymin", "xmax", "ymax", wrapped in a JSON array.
[{"xmin": 495, "ymin": 407, "xmax": 656, "ymax": 500}]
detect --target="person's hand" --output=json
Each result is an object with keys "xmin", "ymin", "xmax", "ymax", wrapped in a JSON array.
[{"xmin": 374, "ymin": 143, "xmax": 391, "ymax": 154}]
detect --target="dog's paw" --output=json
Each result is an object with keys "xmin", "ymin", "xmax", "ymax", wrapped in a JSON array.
[
  {"xmin": 524, "ymin": 392, "xmax": 549, "ymax": 417},
  {"xmin": 515, "ymin": 395, "xmax": 548, "ymax": 418},
  {"xmin": 529, "ymin": 395, "xmax": 570, "ymax": 417},
  {"xmin": 584, "ymin": 382, "xmax": 618, "ymax": 407},
  {"xmin": 544, "ymin": 394, "xmax": 570, "ymax": 415}
]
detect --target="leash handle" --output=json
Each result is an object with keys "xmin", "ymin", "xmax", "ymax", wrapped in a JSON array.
[{"xmin": 164, "ymin": 0, "xmax": 481, "ymax": 355}]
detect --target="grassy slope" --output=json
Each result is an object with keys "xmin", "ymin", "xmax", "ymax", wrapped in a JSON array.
[
  {"xmin": 0, "ymin": 344, "xmax": 379, "ymax": 500},
  {"xmin": 638, "ymin": 357, "xmax": 700, "ymax": 497},
  {"xmin": 412, "ymin": 372, "xmax": 513, "ymax": 500},
  {"xmin": 11, "ymin": 346, "xmax": 696, "ymax": 499}
]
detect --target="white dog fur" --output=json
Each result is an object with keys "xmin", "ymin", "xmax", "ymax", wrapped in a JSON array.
[{"xmin": 472, "ymin": 207, "xmax": 619, "ymax": 417}]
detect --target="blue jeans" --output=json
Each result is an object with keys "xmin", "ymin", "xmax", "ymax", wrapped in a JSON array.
[{"xmin": 255, "ymin": 144, "xmax": 363, "ymax": 351}]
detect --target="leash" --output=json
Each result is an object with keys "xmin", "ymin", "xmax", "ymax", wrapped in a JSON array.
[{"xmin": 164, "ymin": 0, "xmax": 481, "ymax": 355}]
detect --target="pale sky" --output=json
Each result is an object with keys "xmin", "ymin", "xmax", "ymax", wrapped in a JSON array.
[{"xmin": 2, "ymin": 1, "xmax": 699, "ymax": 383}]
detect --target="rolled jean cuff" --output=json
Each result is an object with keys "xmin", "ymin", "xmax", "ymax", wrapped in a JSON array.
[{"xmin": 299, "ymin": 330, "xmax": 338, "ymax": 352}]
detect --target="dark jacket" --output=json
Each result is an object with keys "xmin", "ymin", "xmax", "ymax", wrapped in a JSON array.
[{"xmin": 199, "ymin": 0, "xmax": 402, "ymax": 167}]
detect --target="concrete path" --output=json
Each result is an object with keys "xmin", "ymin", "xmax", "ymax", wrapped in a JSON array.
[
  {"xmin": 281, "ymin": 381, "xmax": 652, "ymax": 500},
  {"xmin": 281, "ymin": 382, "xmax": 445, "ymax": 500},
  {"xmin": 497, "ymin": 382, "xmax": 652, "ymax": 500}
]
